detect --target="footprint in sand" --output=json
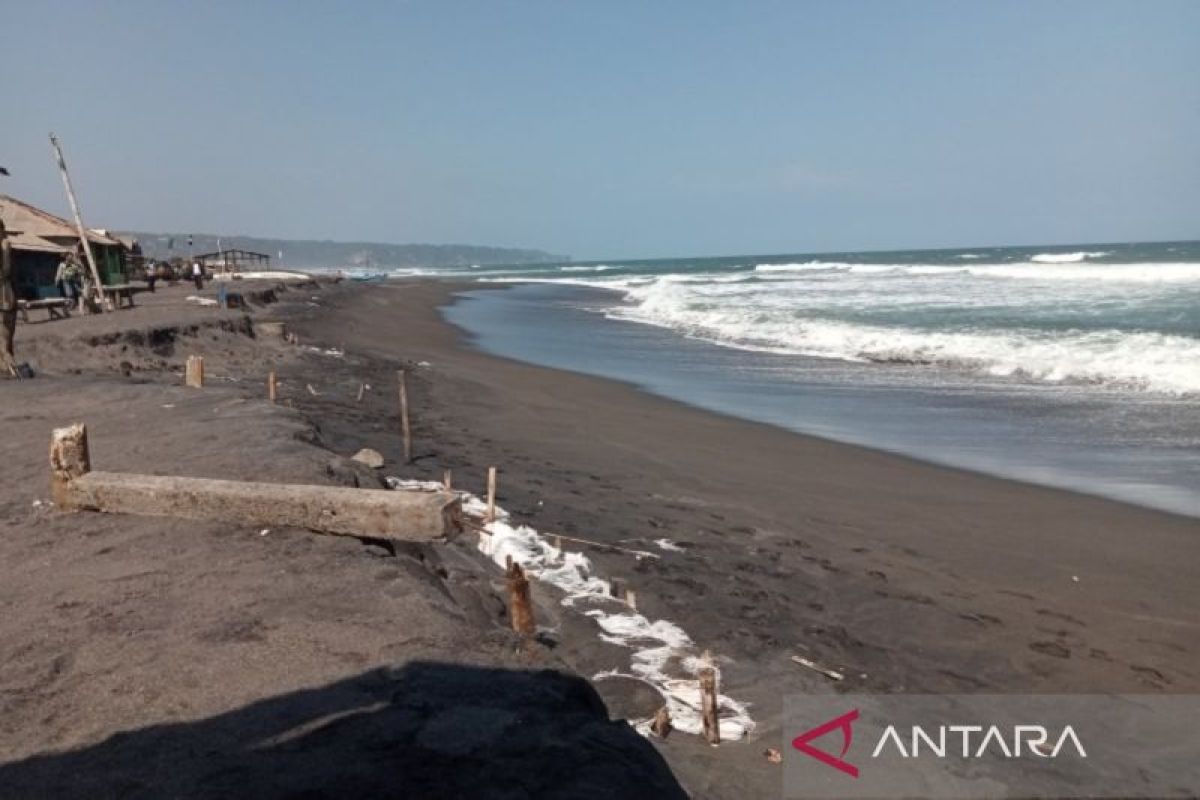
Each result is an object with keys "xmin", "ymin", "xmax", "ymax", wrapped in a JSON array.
[{"xmin": 1028, "ymin": 640, "xmax": 1070, "ymax": 659}]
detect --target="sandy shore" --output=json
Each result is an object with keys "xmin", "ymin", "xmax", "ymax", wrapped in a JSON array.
[
  {"xmin": 295, "ymin": 280, "xmax": 1198, "ymax": 795},
  {"xmin": 1, "ymin": 277, "xmax": 1196, "ymax": 799}
]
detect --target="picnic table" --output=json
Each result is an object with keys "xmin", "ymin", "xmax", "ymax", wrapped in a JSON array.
[{"xmin": 17, "ymin": 298, "xmax": 70, "ymax": 322}]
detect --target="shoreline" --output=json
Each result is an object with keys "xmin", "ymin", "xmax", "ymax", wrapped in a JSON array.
[
  {"xmin": 295, "ymin": 278, "xmax": 1199, "ymax": 792},
  {"xmin": 2, "ymin": 276, "xmax": 1196, "ymax": 798},
  {"xmin": 446, "ymin": 280, "xmax": 1200, "ymax": 520},
  {"xmin": 444, "ymin": 279, "xmax": 1199, "ymax": 524}
]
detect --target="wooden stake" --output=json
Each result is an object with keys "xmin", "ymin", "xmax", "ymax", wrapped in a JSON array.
[
  {"xmin": 268, "ymin": 371, "xmax": 277, "ymax": 403},
  {"xmin": 506, "ymin": 561, "xmax": 536, "ymax": 637},
  {"xmin": 610, "ymin": 578, "xmax": 624, "ymax": 599},
  {"xmin": 486, "ymin": 466, "xmax": 498, "ymax": 522},
  {"xmin": 398, "ymin": 369, "xmax": 412, "ymax": 463},
  {"xmin": 699, "ymin": 665, "xmax": 721, "ymax": 745},
  {"xmin": 185, "ymin": 355, "xmax": 204, "ymax": 388},
  {"xmin": 356, "ymin": 382, "xmax": 366, "ymax": 402},
  {"xmin": 49, "ymin": 423, "xmax": 90, "ymax": 508},
  {"xmin": 442, "ymin": 469, "xmax": 453, "ymax": 491},
  {"xmin": 650, "ymin": 706, "xmax": 672, "ymax": 739},
  {"xmin": 625, "ymin": 588, "xmax": 637, "ymax": 611}
]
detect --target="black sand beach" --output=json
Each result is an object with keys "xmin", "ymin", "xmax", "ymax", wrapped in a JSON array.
[{"xmin": 1, "ymin": 278, "xmax": 1196, "ymax": 799}]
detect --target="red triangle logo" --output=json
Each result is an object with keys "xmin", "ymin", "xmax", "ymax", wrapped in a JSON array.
[{"xmin": 791, "ymin": 708, "xmax": 860, "ymax": 778}]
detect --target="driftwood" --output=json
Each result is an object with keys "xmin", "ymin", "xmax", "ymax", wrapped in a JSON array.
[
  {"xmin": 790, "ymin": 655, "xmax": 844, "ymax": 682},
  {"xmin": 50, "ymin": 425, "xmax": 461, "ymax": 542}
]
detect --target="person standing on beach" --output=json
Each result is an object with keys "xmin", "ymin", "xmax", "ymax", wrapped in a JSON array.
[
  {"xmin": 54, "ymin": 255, "xmax": 70, "ymax": 299},
  {"xmin": 191, "ymin": 261, "xmax": 204, "ymax": 290},
  {"xmin": 144, "ymin": 261, "xmax": 157, "ymax": 292}
]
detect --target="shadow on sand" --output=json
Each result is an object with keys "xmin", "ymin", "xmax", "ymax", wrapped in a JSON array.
[{"xmin": 0, "ymin": 660, "xmax": 687, "ymax": 799}]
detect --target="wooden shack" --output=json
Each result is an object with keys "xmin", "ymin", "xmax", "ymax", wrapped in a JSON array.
[{"xmin": 0, "ymin": 194, "xmax": 127, "ymax": 299}]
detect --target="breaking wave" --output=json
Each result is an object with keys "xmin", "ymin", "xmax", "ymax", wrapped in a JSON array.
[
  {"xmin": 750, "ymin": 260, "xmax": 1200, "ymax": 283},
  {"xmin": 1031, "ymin": 251, "xmax": 1110, "ymax": 263},
  {"xmin": 597, "ymin": 275, "xmax": 1200, "ymax": 395}
]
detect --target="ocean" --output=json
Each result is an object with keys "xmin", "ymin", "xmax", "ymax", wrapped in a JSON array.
[{"xmin": 379, "ymin": 241, "xmax": 1200, "ymax": 516}]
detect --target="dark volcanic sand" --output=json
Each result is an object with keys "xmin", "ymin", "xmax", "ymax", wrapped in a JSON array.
[
  {"xmin": 286, "ymin": 280, "xmax": 1198, "ymax": 796},
  {"xmin": 1, "ymin": 278, "xmax": 1196, "ymax": 799}
]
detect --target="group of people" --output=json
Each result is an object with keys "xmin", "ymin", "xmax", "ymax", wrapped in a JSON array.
[{"xmin": 140, "ymin": 260, "xmax": 206, "ymax": 292}]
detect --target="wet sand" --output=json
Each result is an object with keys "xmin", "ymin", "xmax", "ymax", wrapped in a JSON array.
[{"xmin": 1, "ymin": 277, "xmax": 1196, "ymax": 799}]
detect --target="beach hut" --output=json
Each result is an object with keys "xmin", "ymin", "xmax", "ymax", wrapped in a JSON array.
[{"xmin": 0, "ymin": 194, "xmax": 127, "ymax": 299}]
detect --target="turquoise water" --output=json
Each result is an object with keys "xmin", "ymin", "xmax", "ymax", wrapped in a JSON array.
[{"xmin": 395, "ymin": 240, "xmax": 1200, "ymax": 516}]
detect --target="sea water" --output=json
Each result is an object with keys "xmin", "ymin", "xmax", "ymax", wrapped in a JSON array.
[{"xmin": 407, "ymin": 241, "xmax": 1200, "ymax": 517}]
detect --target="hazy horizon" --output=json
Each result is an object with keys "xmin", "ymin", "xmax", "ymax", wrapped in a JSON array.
[{"xmin": 4, "ymin": 1, "xmax": 1198, "ymax": 260}]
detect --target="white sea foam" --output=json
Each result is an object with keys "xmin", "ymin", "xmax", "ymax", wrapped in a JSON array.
[
  {"xmin": 595, "ymin": 271, "xmax": 1200, "ymax": 395},
  {"xmin": 385, "ymin": 478, "xmax": 755, "ymax": 740},
  {"xmin": 750, "ymin": 260, "xmax": 1200, "ymax": 283},
  {"xmin": 1031, "ymin": 251, "xmax": 1109, "ymax": 263},
  {"xmin": 463, "ymin": 254, "xmax": 1200, "ymax": 396}
]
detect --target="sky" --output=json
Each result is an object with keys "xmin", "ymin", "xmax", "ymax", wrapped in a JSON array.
[{"xmin": 2, "ymin": 1, "xmax": 1198, "ymax": 260}]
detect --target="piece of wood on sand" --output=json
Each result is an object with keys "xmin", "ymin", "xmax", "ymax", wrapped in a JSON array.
[
  {"xmin": 699, "ymin": 661, "xmax": 721, "ymax": 746},
  {"xmin": 268, "ymin": 371, "xmax": 278, "ymax": 402},
  {"xmin": 185, "ymin": 355, "xmax": 204, "ymax": 387},
  {"xmin": 506, "ymin": 560, "xmax": 536, "ymax": 636},
  {"xmin": 398, "ymin": 369, "xmax": 412, "ymax": 463},
  {"xmin": 49, "ymin": 425, "xmax": 461, "ymax": 542},
  {"xmin": 790, "ymin": 655, "xmax": 845, "ymax": 682}
]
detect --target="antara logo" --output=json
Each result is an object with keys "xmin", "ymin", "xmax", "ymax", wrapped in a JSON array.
[
  {"xmin": 792, "ymin": 709, "xmax": 861, "ymax": 777},
  {"xmin": 792, "ymin": 710, "xmax": 1087, "ymax": 778}
]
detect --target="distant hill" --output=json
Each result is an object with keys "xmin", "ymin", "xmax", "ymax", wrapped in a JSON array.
[{"xmin": 122, "ymin": 232, "xmax": 568, "ymax": 270}]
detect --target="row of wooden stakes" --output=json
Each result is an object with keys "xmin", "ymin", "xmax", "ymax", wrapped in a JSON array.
[
  {"xmin": 182, "ymin": 354, "xmax": 725, "ymax": 745},
  {"xmin": 183, "ymin": 355, "xmax": 415, "ymax": 465}
]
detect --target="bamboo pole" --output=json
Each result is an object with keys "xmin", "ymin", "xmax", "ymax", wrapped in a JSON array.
[
  {"xmin": 486, "ymin": 466, "xmax": 497, "ymax": 522},
  {"xmin": 268, "ymin": 371, "xmax": 277, "ymax": 402},
  {"xmin": 398, "ymin": 369, "xmax": 412, "ymax": 463},
  {"xmin": 443, "ymin": 469, "xmax": 453, "ymax": 491},
  {"xmin": 49, "ymin": 133, "xmax": 108, "ymax": 312}
]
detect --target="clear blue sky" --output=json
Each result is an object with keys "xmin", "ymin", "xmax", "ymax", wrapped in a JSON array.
[{"xmin": 3, "ymin": 1, "xmax": 1197, "ymax": 259}]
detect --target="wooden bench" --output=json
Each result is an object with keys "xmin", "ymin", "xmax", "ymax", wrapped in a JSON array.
[
  {"xmin": 100, "ymin": 284, "xmax": 136, "ymax": 309},
  {"xmin": 18, "ymin": 298, "xmax": 71, "ymax": 323}
]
